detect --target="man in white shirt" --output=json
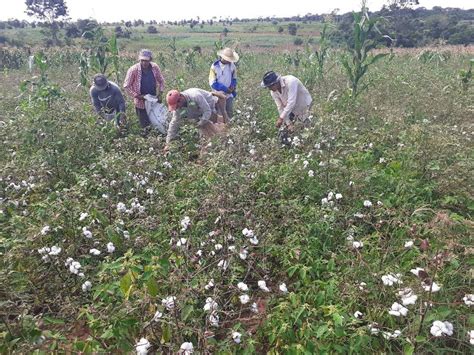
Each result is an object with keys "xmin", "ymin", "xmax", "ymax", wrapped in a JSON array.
[{"xmin": 261, "ymin": 71, "xmax": 312, "ymax": 131}]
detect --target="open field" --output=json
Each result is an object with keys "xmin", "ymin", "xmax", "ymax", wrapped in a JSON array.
[{"xmin": 0, "ymin": 27, "xmax": 473, "ymax": 354}]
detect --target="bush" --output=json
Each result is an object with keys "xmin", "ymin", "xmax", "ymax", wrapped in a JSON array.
[
  {"xmin": 147, "ymin": 25, "xmax": 158, "ymax": 34},
  {"xmin": 293, "ymin": 37, "xmax": 304, "ymax": 45}
]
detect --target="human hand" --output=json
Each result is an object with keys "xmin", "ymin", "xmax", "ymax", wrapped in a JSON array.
[{"xmin": 275, "ymin": 117, "xmax": 284, "ymax": 128}]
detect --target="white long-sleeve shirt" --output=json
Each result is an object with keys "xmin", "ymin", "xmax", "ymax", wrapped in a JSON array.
[{"xmin": 270, "ymin": 75, "xmax": 312, "ymax": 123}]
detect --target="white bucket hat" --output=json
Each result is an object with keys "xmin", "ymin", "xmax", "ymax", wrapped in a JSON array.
[{"xmin": 217, "ymin": 47, "xmax": 239, "ymax": 63}]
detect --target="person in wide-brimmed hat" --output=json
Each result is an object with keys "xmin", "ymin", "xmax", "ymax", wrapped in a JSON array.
[
  {"xmin": 209, "ymin": 47, "xmax": 239, "ymax": 121},
  {"xmin": 89, "ymin": 73, "xmax": 127, "ymax": 127},
  {"xmin": 123, "ymin": 49, "xmax": 165, "ymax": 134},
  {"xmin": 261, "ymin": 70, "xmax": 312, "ymax": 132}
]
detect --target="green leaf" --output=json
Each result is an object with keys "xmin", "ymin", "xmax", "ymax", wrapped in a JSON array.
[
  {"xmin": 146, "ymin": 278, "xmax": 159, "ymax": 297},
  {"xmin": 161, "ymin": 324, "xmax": 172, "ymax": 343},
  {"xmin": 181, "ymin": 305, "xmax": 194, "ymax": 321},
  {"xmin": 120, "ymin": 271, "xmax": 133, "ymax": 299}
]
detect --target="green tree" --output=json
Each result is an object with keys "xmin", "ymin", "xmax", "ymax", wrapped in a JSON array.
[{"xmin": 25, "ymin": 0, "xmax": 68, "ymax": 45}]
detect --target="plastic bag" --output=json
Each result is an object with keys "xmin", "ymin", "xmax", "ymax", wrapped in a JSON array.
[{"xmin": 144, "ymin": 94, "xmax": 169, "ymax": 134}]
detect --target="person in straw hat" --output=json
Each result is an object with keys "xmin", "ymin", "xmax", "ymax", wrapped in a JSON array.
[{"xmin": 209, "ymin": 47, "xmax": 239, "ymax": 121}]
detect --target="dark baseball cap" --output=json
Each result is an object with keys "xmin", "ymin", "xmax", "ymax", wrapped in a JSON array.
[{"xmin": 93, "ymin": 73, "xmax": 109, "ymax": 91}]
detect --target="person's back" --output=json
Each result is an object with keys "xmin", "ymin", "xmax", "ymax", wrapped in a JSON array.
[{"xmin": 90, "ymin": 81, "xmax": 125, "ymax": 114}]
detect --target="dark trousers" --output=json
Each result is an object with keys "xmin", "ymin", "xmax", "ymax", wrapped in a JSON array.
[{"xmin": 135, "ymin": 107, "xmax": 151, "ymax": 128}]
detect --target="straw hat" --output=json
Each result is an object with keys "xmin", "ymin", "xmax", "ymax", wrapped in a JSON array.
[{"xmin": 217, "ymin": 48, "xmax": 239, "ymax": 63}]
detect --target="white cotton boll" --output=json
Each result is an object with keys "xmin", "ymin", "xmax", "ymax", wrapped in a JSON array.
[
  {"xmin": 228, "ymin": 245, "xmax": 236, "ymax": 252},
  {"xmin": 346, "ymin": 235, "xmax": 354, "ymax": 241},
  {"xmin": 152, "ymin": 310, "xmax": 162, "ymax": 322},
  {"xmin": 180, "ymin": 216, "xmax": 191, "ymax": 232},
  {"xmin": 389, "ymin": 302, "xmax": 408, "ymax": 317},
  {"xmin": 162, "ymin": 162, "xmax": 172, "ymax": 169},
  {"xmin": 209, "ymin": 313, "xmax": 219, "ymax": 327},
  {"xmin": 279, "ymin": 283, "xmax": 288, "ymax": 293},
  {"xmin": 242, "ymin": 228, "xmax": 254, "ymax": 238},
  {"xmin": 354, "ymin": 311, "xmax": 363, "ymax": 319},
  {"xmin": 251, "ymin": 302, "xmax": 258, "ymax": 313},
  {"xmin": 218, "ymin": 259, "xmax": 229, "ymax": 270},
  {"xmin": 308, "ymin": 170, "xmax": 314, "ymax": 177},
  {"xmin": 82, "ymin": 227, "xmax": 92, "ymax": 239},
  {"xmin": 410, "ymin": 267, "xmax": 424, "ymax": 276},
  {"xmin": 463, "ymin": 294, "xmax": 474, "ymax": 306},
  {"xmin": 117, "ymin": 202, "xmax": 127, "ymax": 213},
  {"xmin": 379, "ymin": 157, "xmax": 386, "ymax": 164},
  {"xmin": 469, "ymin": 330, "xmax": 474, "ymax": 345},
  {"xmin": 177, "ymin": 238, "xmax": 187, "ymax": 247},
  {"xmin": 203, "ymin": 297, "xmax": 218, "ymax": 312},
  {"xmin": 352, "ymin": 241, "xmax": 363, "ymax": 249},
  {"xmin": 368, "ymin": 323, "xmax": 380, "ymax": 334},
  {"xmin": 382, "ymin": 274, "xmax": 402, "ymax": 286},
  {"xmin": 237, "ymin": 282, "xmax": 249, "ymax": 292},
  {"xmin": 321, "ymin": 197, "xmax": 329, "ymax": 205},
  {"xmin": 214, "ymin": 243, "xmax": 223, "ymax": 251},
  {"xmin": 82, "ymin": 281, "xmax": 92, "ymax": 292},
  {"xmin": 146, "ymin": 188, "xmax": 154, "ymax": 195},
  {"xmin": 232, "ymin": 331, "xmax": 242, "ymax": 344},
  {"xmin": 204, "ymin": 279, "xmax": 214, "ymax": 290},
  {"xmin": 430, "ymin": 321, "xmax": 454, "ymax": 337},
  {"xmin": 79, "ymin": 212, "xmax": 88, "ymax": 221},
  {"xmin": 249, "ymin": 237, "xmax": 259, "ymax": 245},
  {"xmin": 327, "ymin": 192, "xmax": 334, "ymax": 201},
  {"xmin": 41, "ymin": 225, "xmax": 50, "ymax": 235},
  {"xmin": 422, "ymin": 282, "xmax": 441, "ymax": 293},
  {"xmin": 383, "ymin": 330, "xmax": 401, "ymax": 339},
  {"xmin": 123, "ymin": 230, "xmax": 130, "ymax": 239},
  {"xmin": 49, "ymin": 245, "xmax": 61, "ymax": 255},
  {"xmin": 377, "ymin": 201, "xmax": 383, "ymax": 206},
  {"xmin": 162, "ymin": 296, "xmax": 176, "ymax": 310},
  {"xmin": 136, "ymin": 337, "xmax": 151, "ymax": 355},
  {"xmin": 38, "ymin": 247, "xmax": 50, "ymax": 255},
  {"xmin": 359, "ymin": 282, "xmax": 367, "ymax": 290},
  {"xmin": 89, "ymin": 248, "xmax": 101, "ymax": 256},
  {"xmin": 363, "ymin": 200, "xmax": 373, "ymax": 208},
  {"xmin": 239, "ymin": 294, "xmax": 250, "ymax": 304},
  {"xmin": 398, "ymin": 288, "xmax": 418, "ymax": 306},
  {"xmin": 69, "ymin": 261, "xmax": 81, "ymax": 274},
  {"xmin": 239, "ymin": 249, "xmax": 248, "ymax": 260},
  {"xmin": 303, "ymin": 160, "xmax": 309, "ymax": 168},
  {"xmin": 196, "ymin": 250, "xmax": 203, "ymax": 257},
  {"xmin": 258, "ymin": 280, "xmax": 270, "ymax": 292},
  {"xmin": 107, "ymin": 242, "xmax": 115, "ymax": 253},
  {"xmin": 335, "ymin": 193, "xmax": 342, "ymax": 200},
  {"xmin": 404, "ymin": 240, "xmax": 414, "ymax": 248}
]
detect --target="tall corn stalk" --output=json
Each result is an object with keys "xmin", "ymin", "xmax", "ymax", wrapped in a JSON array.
[{"xmin": 341, "ymin": 9, "xmax": 388, "ymax": 98}]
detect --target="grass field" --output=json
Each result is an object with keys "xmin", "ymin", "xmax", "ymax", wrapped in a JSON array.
[{"xmin": 0, "ymin": 23, "xmax": 473, "ymax": 354}]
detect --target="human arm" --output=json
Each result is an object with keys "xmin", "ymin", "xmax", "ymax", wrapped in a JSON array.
[{"xmin": 166, "ymin": 111, "xmax": 181, "ymax": 144}]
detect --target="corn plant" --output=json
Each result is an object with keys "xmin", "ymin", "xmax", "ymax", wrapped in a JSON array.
[
  {"xmin": 459, "ymin": 58, "xmax": 473, "ymax": 91},
  {"xmin": 341, "ymin": 10, "xmax": 388, "ymax": 98},
  {"xmin": 19, "ymin": 51, "xmax": 61, "ymax": 108},
  {"xmin": 79, "ymin": 27, "xmax": 120, "ymax": 86}
]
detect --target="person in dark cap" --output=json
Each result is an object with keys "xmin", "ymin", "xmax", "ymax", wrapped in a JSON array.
[
  {"xmin": 261, "ymin": 71, "xmax": 312, "ymax": 133},
  {"xmin": 123, "ymin": 49, "xmax": 165, "ymax": 133},
  {"xmin": 89, "ymin": 73, "xmax": 127, "ymax": 127}
]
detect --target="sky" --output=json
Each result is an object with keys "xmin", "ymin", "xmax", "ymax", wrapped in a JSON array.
[{"xmin": 0, "ymin": 0, "xmax": 472, "ymax": 22}]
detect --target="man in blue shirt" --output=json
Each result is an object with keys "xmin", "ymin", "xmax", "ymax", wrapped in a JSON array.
[
  {"xmin": 89, "ymin": 74, "xmax": 127, "ymax": 127},
  {"xmin": 209, "ymin": 47, "xmax": 238, "ymax": 122}
]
